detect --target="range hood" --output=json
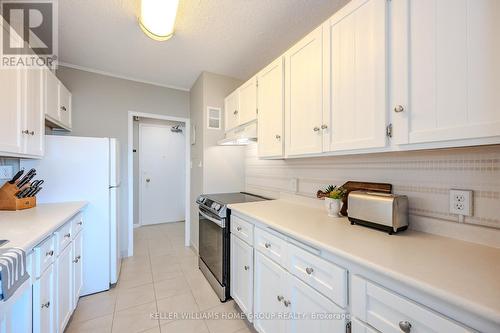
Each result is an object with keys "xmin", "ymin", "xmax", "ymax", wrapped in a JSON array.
[{"xmin": 218, "ymin": 121, "xmax": 257, "ymax": 146}]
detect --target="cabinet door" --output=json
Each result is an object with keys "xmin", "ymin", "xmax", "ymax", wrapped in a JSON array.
[
  {"xmin": 391, "ymin": 0, "xmax": 500, "ymax": 144},
  {"xmin": 0, "ymin": 68, "xmax": 23, "ymax": 154},
  {"xmin": 33, "ymin": 264, "xmax": 55, "ymax": 333},
  {"xmin": 72, "ymin": 231, "xmax": 83, "ymax": 309},
  {"xmin": 323, "ymin": 0, "xmax": 388, "ymax": 152},
  {"xmin": 56, "ymin": 244, "xmax": 73, "ymax": 333},
  {"xmin": 257, "ymin": 57, "xmax": 284, "ymax": 158},
  {"xmin": 253, "ymin": 252, "xmax": 287, "ymax": 333},
  {"xmin": 58, "ymin": 83, "xmax": 71, "ymax": 129},
  {"xmin": 286, "ymin": 274, "xmax": 347, "ymax": 333},
  {"xmin": 238, "ymin": 76, "xmax": 257, "ymax": 125},
  {"xmin": 45, "ymin": 69, "xmax": 59, "ymax": 121},
  {"xmin": 23, "ymin": 67, "xmax": 45, "ymax": 156},
  {"xmin": 285, "ymin": 25, "xmax": 324, "ymax": 156},
  {"xmin": 230, "ymin": 234, "xmax": 253, "ymax": 319},
  {"xmin": 225, "ymin": 91, "xmax": 240, "ymax": 131}
]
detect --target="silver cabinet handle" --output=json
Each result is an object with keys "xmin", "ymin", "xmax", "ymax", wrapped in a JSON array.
[
  {"xmin": 22, "ymin": 130, "xmax": 30, "ymax": 135},
  {"xmin": 277, "ymin": 295, "xmax": 284, "ymax": 302},
  {"xmin": 77, "ymin": 221, "xmax": 83, "ymax": 226},
  {"xmin": 313, "ymin": 127, "xmax": 320, "ymax": 132},
  {"xmin": 305, "ymin": 267, "xmax": 314, "ymax": 275},
  {"xmin": 394, "ymin": 105, "xmax": 405, "ymax": 113},
  {"xmin": 45, "ymin": 250, "xmax": 54, "ymax": 257},
  {"xmin": 233, "ymin": 110, "xmax": 238, "ymax": 115},
  {"xmin": 64, "ymin": 233, "xmax": 71, "ymax": 238},
  {"xmin": 73, "ymin": 255, "xmax": 81, "ymax": 263},
  {"xmin": 236, "ymin": 226, "xmax": 242, "ymax": 231},
  {"xmin": 146, "ymin": 178, "xmax": 151, "ymax": 183},
  {"xmin": 321, "ymin": 124, "xmax": 328, "ymax": 130},
  {"xmin": 30, "ymin": 131, "xmax": 35, "ymax": 135},
  {"xmin": 275, "ymin": 134, "xmax": 281, "ymax": 140},
  {"xmin": 244, "ymin": 265, "xmax": 250, "ymax": 271},
  {"xmin": 264, "ymin": 242, "xmax": 271, "ymax": 249},
  {"xmin": 398, "ymin": 321, "xmax": 412, "ymax": 333},
  {"xmin": 60, "ymin": 106, "xmax": 67, "ymax": 112},
  {"xmin": 283, "ymin": 300, "xmax": 291, "ymax": 307},
  {"xmin": 41, "ymin": 301, "xmax": 50, "ymax": 308}
]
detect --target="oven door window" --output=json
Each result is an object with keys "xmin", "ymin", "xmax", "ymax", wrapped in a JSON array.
[{"xmin": 199, "ymin": 209, "xmax": 225, "ymax": 284}]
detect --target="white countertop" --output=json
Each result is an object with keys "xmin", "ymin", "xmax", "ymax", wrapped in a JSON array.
[
  {"xmin": 229, "ymin": 199, "xmax": 500, "ymax": 326},
  {"xmin": 0, "ymin": 202, "xmax": 88, "ymax": 252}
]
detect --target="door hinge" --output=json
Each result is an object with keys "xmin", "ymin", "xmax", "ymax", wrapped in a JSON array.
[
  {"xmin": 386, "ymin": 123, "xmax": 393, "ymax": 138},
  {"xmin": 346, "ymin": 321, "xmax": 352, "ymax": 333}
]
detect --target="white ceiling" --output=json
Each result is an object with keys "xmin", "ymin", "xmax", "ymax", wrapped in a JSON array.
[{"xmin": 59, "ymin": 0, "xmax": 349, "ymax": 90}]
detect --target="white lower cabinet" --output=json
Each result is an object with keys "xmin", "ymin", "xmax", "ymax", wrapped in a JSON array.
[
  {"xmin": 230, "ymin": 234, "xmax": 253, "ymax": 319},
  {"xmin": 33, "ymin": 264, "xmax": 55, "ymax": 333},
  {"xmin": 72, "ymin": 231, "xmax": 83, "ymax": 309},
  {"xmin": 56, "ymin": 242, "xmax": 73, "ymax": 333}
]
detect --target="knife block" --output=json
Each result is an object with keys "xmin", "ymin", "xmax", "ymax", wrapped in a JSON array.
[{"xmin": 0, "ymin": 182, "xmax": 37, "ymax": 211}]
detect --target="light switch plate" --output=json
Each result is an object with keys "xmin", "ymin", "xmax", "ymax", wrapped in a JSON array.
[
  {"xmin": 449, "ymin": 189, "xmax": 473, "ymax": 218},
  {"xmin": 0, "ymin": 166, "xmax": 13, "ymax": 180}
]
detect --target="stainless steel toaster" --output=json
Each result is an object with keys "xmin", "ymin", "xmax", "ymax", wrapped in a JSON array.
[{"xmin": 347, "ymin": 191, "xmax": 409, "ymax": 234}]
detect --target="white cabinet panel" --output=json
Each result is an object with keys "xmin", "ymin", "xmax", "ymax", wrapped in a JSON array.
[
  {"xmin": 254, "ymin": 227, "xmax": 287, "ymax": 267},
  {"xmin": 58, "ymin": 82, "xmax": 72, "ymax": 129},
  {"xmin": 254, "ymin": 252, "xmax": 287, "ymax": 333},
  {"xmin": 224, "ymin": 90, "xmax": 240, "ymax": 131},
  {"xmin": 257, "ymin": 57, "xmax": 285, "ymax": 158},
  {"xmin": 286, "ymin": 275, "xmax": 347, "ymax": 333},
  {"xmin": 285, "ymin": 26, "xmax": 324, "ymax": 156},
  {"xmin": 45, "ymin": 69, "xmax": 59, "ymax": 121},
  {"xmin": 239, "ymin": 76, "xmax": 257, "ymax": 125},
  {"xmin": 0, "ymin": 68, "xmax": 23, "ymax": 155},
  {"xmin": 72, "ymin": 231, "xmax": 83, "ymax": 309},
  {"xmin": 231, "ymin": 215, "xmax": 254, "ymax": 245},
  {"xmin": 33, "ymin": 264, "xmax": 55, "ymax": 333},
  {"xmin": 352, "ymin": 318, "xmax": 381, "ymax": 333},
  {"xmin": 391, "ymin": 0, "xmax": 500, "ymax": 144},
  {"xmin": 23, "ymin": 67, "xmax": 45, "ymax": 157},
  {"xmin": 230, "ymin": 234, "xmax": 253, "ymax": 319},
  {"xmin": 323, "ymin": 0, "xmax": 388, "ymax": 151},
  {"xmin": 56, "ymin": 243, "xmax": 73, "ymax": 333}
]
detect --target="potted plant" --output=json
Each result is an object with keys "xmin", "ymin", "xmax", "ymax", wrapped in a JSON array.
[{"xmin": 318, "ymin": 185, "xmax": 346, "ymax": 217}]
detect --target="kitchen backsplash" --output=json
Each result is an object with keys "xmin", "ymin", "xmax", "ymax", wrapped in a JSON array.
[
  {"xmin": 245, "ymin": 144, "xmax": 500, "ymax": 246},
  {"xmin": 0, "ymin": 158, "xmax": 20, "ymax": 186}
]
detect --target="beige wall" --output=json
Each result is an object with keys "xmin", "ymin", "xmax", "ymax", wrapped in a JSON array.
[
  {"xmin": 56, "ymin": 66, "xmax": 190, "ymax": 255},
  {"xmin": 245, "ymin": 144, "xmax": 500, "ymax": 247}
]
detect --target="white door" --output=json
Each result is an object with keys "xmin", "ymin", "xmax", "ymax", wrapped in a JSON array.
[
  {"xmin": 140, "ymin": 123, "xmax": 186, "ymax": 225},
  {"xmin": 257, "ymin": 57, "xmax": 285, "ymax": 158},
  {"xmin": 33, "ymin": 265, "xmax": 54, "ymax": 333},
  {"xmin": 230, "ymin": 234, "xmax": 254, "ymax": 319},
  {"xmin": 323, "ymin": 0, "xmax": 388, "ymax": 152},
  {"xmin": 72, "ymin": 231, "xmax": 83, "ymax": 309},
  {"xmin": 0, "ymin": 68, "xmax": 23, "ymax": 155},
  {"xmin": 391, "ymin": 0, "xmax": 500, "ymax": 144},
  {"xmin": 238, "ymin": 76, "xmax": 257, "ymax": 125},
  {"xmin": 224, "ymin": 91, "xmax": 240, "ymax": 131},
  {"xmin": 45, "ymin": 69, "xmax": 59, "ymax": 122},
  {"xmin": 286, "ymin": 274, "xmax": 347, "ymax": 333},
  {"xmin": 57, "ymin": 244, "xmax": 73, "ymax": 333},
  {"xmin": 23, "ymin": 67, "xmax": 45, "ymax": 156},
  {"xmin": 285, "ymin": 25, "xmax": 324, "ymax": 156},
  {"xmin": 253, "ymin": 252, "xmax": 287, "ymax": 333}
]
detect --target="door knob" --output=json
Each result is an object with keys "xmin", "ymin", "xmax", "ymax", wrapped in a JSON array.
[
  {"xmin": 264, "ymin": 242, "xmax": 271, "ymax": 249},
  {"xmin": 277, "ymin": 295, "xmax": 284, "ymax": 302},
  {"xmin": 283, "ymin": 300, "xmax": 291, "ymax": 307},
  {"xmin": 275, "ymin": 134, "xmax": 281, "ymax": 140},
  {"xmin": 146, "ymin": 178, "xmax": 151, "ymax": 183},
  {"xmin": 313, "ymin": 127, "xmax": 320, "ymax": 132},
  {"xmin": 244, "ymin": 265, "xmax": 250, "ymax": 271},
  {"xmin": 321, "ymin": 124, "xmax": 328, "ymax": 130},
  {"xmin": 394, "ymin": 105, "xmax": 405, "ymax": 113},
  {"xmin": 305, "ymin": 267, "xmax": 314, "ymax": 275},
  {"xmin": 398, "ymin": 321, "xmax": 412, "ymax": 333}
]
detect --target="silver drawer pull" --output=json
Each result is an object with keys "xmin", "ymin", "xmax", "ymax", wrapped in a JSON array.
[
  {"xmin": 244, "ymin": 265, "xmax": 250, "ymax": 271},
  {"xmin": 277, "ymin": 295, "xmax": 284, "ymax": 302},
  {"xmin": 321, "ymin": 124, "xmax": 328, "ymax": 130},
  {"xmin": 77, "ymin": 221, "xmax": 83, "ymax": 226},
  {"xmin": 45, "ymin": 250, "xmax": 54, "ymax": 257},
  {"xmin": 60, "ymin": 106, "xmax": 67, "ymax": 112},
  {"xmin": 305, "ymin": 267, "xmax": 314, "ymax": 275},
  {"xmin": 313, "ymin": 127, "xmax": 320, "ymax": 132},
  {"xmin": 398, "ymin": 321, "xmax": 412, "ymax": 333},
  {"xmin": 236, "ymin": 226, "xmax": 242, "ymax": 231},
  {"xmin": 275, "ymin": 134, "xmax": 281, "ymax": 140},
  {"xmin": 394, "ymin": 105, "xmax": 405, "ymax": 113},
  {"xmin": 64, "ymin": 233, "xmax": 71, "ymax": 238},
  {"xmin": 41, "ymin": 301, "xmax": 50, "ymax": 309},
  {"xmin": 73, "ymin": 255, "xmax": 81, "ymax": 263},
  {"xmin": 264, "ymin": 242, "xmax": 271, "ymax": 249},
  {"xmin": 283, "ymin": 300, "xmax": 291, "ymax": 307},
  {"xmin": 233, "ymin": 110, "xmax": 238, "ymax": 115}
]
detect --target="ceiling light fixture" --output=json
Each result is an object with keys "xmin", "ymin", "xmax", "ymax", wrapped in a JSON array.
[{"xmin": 139, "ymin": 0, "xmax": 180, "ymax": 41}]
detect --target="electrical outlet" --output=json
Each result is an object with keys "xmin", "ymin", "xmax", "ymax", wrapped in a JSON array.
[
  {"xmin": 449, "ymin": 189, "xmax": 473, "ymax": 218},
  {"xmin": 0, "ymin": 166, "xmax": 14, "ymax": 180}
]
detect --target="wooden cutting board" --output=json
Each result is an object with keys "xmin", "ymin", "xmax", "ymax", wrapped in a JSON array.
[{"xmin": 339, "ymin": 181, "xmax": 392, "ymax": 216}]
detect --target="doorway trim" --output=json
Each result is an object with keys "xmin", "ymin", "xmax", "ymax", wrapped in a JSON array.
[{"xmin": 127, "ymin": 111, "xmax": 191, "ymax": 256}]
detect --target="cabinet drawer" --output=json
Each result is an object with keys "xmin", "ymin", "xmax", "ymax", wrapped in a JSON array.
[
  {"xmin": 231, "ymin": 215, "xmax": 254, "ymax": 245},
  {"xmin": 287, "ymin": 242, "xmax": 347, "ymax": 308},
  {"xmin": 71, "ymin": 213, "xmax": 84, "ymax": 237},
  {"xmin": 33, "ymin": 235, "xmax": 55, "ymax": 279},
  {"xmin": 55, "ymin": 221, "xmax": 73, "ymax": 254},
  {"xmin": 254, "ymin": 227, "xmax": 287, "ymax": 266},
  {"xmin": 352, "ymin": 275, "xmax": 473, "ymax": 333}
]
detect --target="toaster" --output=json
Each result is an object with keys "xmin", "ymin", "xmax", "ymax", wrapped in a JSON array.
[{"xmin": 347, "ymin": 191, "xmax": 409, "ymax": 234}]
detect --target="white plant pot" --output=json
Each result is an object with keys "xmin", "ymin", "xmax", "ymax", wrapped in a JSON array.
[{"xmin": 325, "ymin": 198, "xmax": 342, "ymax": 217}]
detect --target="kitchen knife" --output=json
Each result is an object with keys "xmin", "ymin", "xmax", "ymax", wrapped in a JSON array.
[
  {"xmin": 16, "ymin": 187, "xmax": 31, "ymax": 198},
  {"xmin": 25, "ymin": 180, "xmax": 43, "ymax": 197},
  {"xmin": 16, "ymin": 169, "xmax": 36, "ymax": 188},
  {"xmin": 8, "ymin": 170, "xmax": 24, "ymax": 184},
  {"xmin": 17, "ymin": 170, "xmax": 36, "ymax": 189},
  {"xmin": 31, "ymin": 187, "xmax": 43, "ymax": 197}
]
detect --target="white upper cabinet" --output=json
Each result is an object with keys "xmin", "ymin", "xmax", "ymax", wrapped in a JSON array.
[
  {"xmin": 323, "ymin": 0, "xmax": 388, "ymax": 152},
  {"xmin": 23, "ymin": 68, "xmax": 45, "ymax": 157},
  {"xmin": 58, "ymin": 83, "xmax": 72, "ymax": 129},
  {"xmin": 257, "ymin": 57, "xmax": 285, "ymax": 158},
  {"xmin": 285, "ymin": 25, "xmax": 324, "ymax": 156},
  {"xmin": 224, "ymin": 90, "xmax": 240, "ymax": 131},
  {"xmin": 391, "ymin": 0, "xmax": 500, "ymax": 145},
  {"xmin": 45, "ymin": 69, "xmax": 72, "ymax": 131},
  {"xmin": 238, "ymin": 76, "xmax": 257, "ymax": 125},
  {"xmin": 0, "ymin": 68, "xmax": 23, "ymax": 155}
]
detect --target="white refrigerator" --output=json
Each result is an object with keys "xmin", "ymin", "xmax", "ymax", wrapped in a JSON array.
[{"xmin": 21, "ymin": 135, "xmax": 122, "ymax": 295}]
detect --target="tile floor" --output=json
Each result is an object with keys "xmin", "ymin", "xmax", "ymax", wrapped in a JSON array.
[{"xmin": 66, "ymin": 222, "xmax": 256, "ymax": 333}]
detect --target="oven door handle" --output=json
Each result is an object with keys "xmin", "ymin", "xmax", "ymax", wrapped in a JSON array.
[{"xmin": 199, "ymin": 209, "xmax": 226, "ymax": 228}]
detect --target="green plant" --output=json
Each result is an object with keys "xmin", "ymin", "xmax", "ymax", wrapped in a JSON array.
[{"xmin": 328, "ymin": 186, "xmax": 347, "ymax": 200}]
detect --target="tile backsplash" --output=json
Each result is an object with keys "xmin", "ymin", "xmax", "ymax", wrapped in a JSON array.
[
  {"xmin": 245, "ymin": 144, "xmax": 500, "ymax": 246},
  {"xmin": 0, "ymin": 158, "xmax": 20, "ymax": 186}
]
